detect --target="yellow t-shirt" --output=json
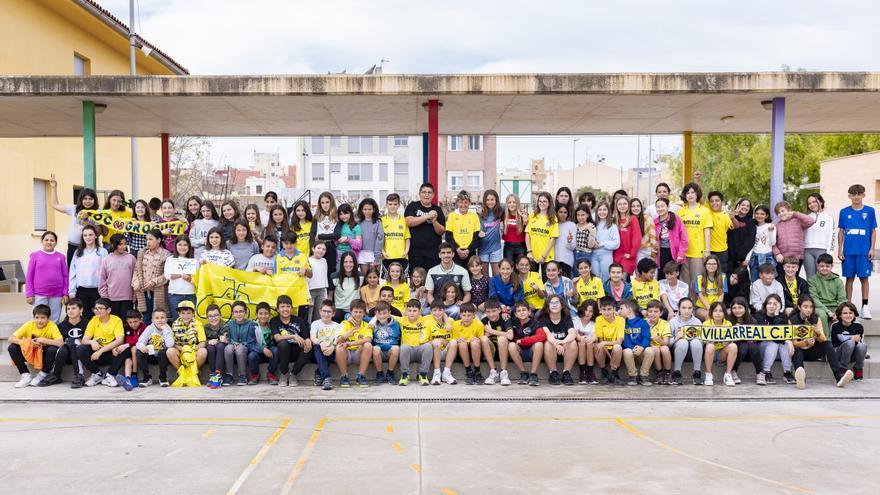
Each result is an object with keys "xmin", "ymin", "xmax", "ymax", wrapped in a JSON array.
[
  {"xmin": 785, "ymin": 277, "xmax": 800, "ymax": 306},
  {"xmin": 631, "ymin": 278, "xmax": 660, "ymax": 309},
  {"xmin": 276, "ymin": 251, "xmax": 309, "ymax": 277},
  {"xmin": 649, "ymin": 319, "xmax": 671, "ymax": 347},
  {"xmin": 295, "ymin": 221, "xmax": 312, "ymax": 255},
  {"xmin": 13, "ymin": 321, "xmax": 62, "ymax": 341},
  {"xmin": 678, "ymin": 205, "xmax": 713, "ymax": 258},
  {"xmin": 381, "ymin": 215, "xmax": 410, "ymax": 260},
  {"xmin": 452, "ymin": 318, "xmax": 485, "ymax": 340},
  {"xmin": 105, "ymin": 209, "xmax": 133, "ymax": 240},
  {"xmin": 594, "ymin": 315, "xmax": 625, "ymax": 349},
  {"xmin": 526, "ymin": 213, "xmax": 559, "ymax": 261},
  {"xmin": 85, "ymin": 315, "xmax": 124, "ymax": 346},
  {"xmin": 703, "ymin": 318, "xmax": 732, "ymax": 350},
  {"xmin": 709, "ymin": 210, "xmax": 733, "ymax": 252},
  {"xmin": 385, "ymin": 282, "xmax": 411, "ymax": 314},
  {"xmin": 521, "ymin": 272, "xmax": 546, "ymax": 310},
  {"xmin": 342, "ymin": 319, "xmax": 373, "ymax": 350},
  {"xmin": 575, "ymin": 276, "xmax": 605, "ymax": 302},
  {"xmin": 396, "ymin": 316, "xmax": 431, "ymax": 346},
  {"xmin": 422, "ymin": 315, "xmax": 450, "ymax": 340},
  {"xmin": 695, "ymin": 274, "xmax": 726, "ymax": 309},
  {"xmin": 446, "ymin": 210, "xmax": 481, "ymax": 249},
  {"xmin": 359, "ymin": 285, "xmax": 381, "ymax": 310}
]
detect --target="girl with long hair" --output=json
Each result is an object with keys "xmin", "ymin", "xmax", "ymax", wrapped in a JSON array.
[
  {"xmin": 501, "ymin": 194, "xmax": 529, "ymax": 262},
  {"xmin": 48, "ymin": 173, "xmax": 98, "ymax": 267}
]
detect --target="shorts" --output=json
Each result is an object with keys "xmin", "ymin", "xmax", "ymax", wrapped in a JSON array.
[
  {"xmin": 479, "ymin": 249, "xmax": 503, "ymax": 263},
  {"xmin": 358, "ymin": 250, "xmax": 376, "ymax": 265},
  {"xmin": 377, "ymin": 347, "xmax": 397, "ymax": 361},
  {"xmin": 842, "ymin": 254, "xmax": 872, "ymax": 278},
  {"xmin": 517, "ymin": 346, "xmax": 535, "ymax": 362},
  {"xmin": 347, "ymin": 349, "xmax": 362, "ymax": 364}
]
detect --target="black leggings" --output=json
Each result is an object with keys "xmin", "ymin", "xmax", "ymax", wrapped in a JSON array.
[
  {"xmin": 136, "ymin": 349, "xmax": 169, "ymax": 381},
  {"xmin": 52, "ymin": 342, "xmax": 83, "ymax": 378},
  {"xmin": 793, "ymin": 341, "xmax": 842, "ymax": 380},
  {"xmin": 732, "ymin": 341, "xmax": 763, "ymax": 372},
  {"xmin": 277, "ymin": 340, "xmax": 310, "ymax": 375},
  {"xmin": 76, "ymin": 287, "xmax": 101, "ymax": 320},
  {"xmin": 206, "ymin": 342, "xmax": 227, "ymax": 373},
  {"xmin": 109, "ymin": 300, "xmax": 134, "ymax": 319},
  {"xmin": 503, "ymin": 242, "xmax": 527, "ymax": 263},
  {"xmin": 8, "ymin": 343, "xmax": 57, "ymax": 374},
  {"xmin": 76, "ymin": 345, "xmax": 130, "ymax": 375}
]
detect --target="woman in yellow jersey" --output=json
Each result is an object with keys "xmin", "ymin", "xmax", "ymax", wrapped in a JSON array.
[
  {"xmin": 574, "ymin": 258, "xmax": 605, "ymax": 305},
  {"xmin": 98, "ymin": 189, "xmax": 132, "ymax": 245},
  {"xmin": 445, "ymin": 191, "xmax": 481, "ymax": 268},
  {"xmin": 384, "ymin": 262, "xmax": 410, "ymax": 315},
  {"xmin": 694, "ymin": 255, "xmax": 728, "ymax": 320},
  {"xmin": 526, "ymin": 192, "xmax": 559, "ymax": 277},
  {"xmin": 516, "ymin": 255, "xmax": 545, "ymax": 312},
  {"xmin": 702, "ymin": 301, "xmax": 737, "ymax": 387},
  {"xmin": 678, "ymin": 182, "xmax": 713, "ymax": 298},
  {"xmin": 290, "ymin": 200, "xmax": 313, "ymax": 256}
]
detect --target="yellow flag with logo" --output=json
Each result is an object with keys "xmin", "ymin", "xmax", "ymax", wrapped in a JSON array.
[{"xmin": 194, "ymin": 264, "xmax": 310, "ymax": 321}]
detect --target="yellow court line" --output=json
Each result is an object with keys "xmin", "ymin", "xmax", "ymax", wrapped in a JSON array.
[
  {"xmin": 614, "ymin": 418, "xmax": 811, "ymax": 494},
  {"xmin": 410, "ymin": 464, "xmax": 422, "ymax": 473},
  {"xmin": 440, "ymin": 489, "xmax": 458, "ymax": 495},
  {"xmin": 202, "ymin": 429, "xmax": 217, "ymax": 439},
  {"xmin": 386, "ymin": 425, "xmax": 394, "ymax": 433},
  {"xmin": 392, "ymin": 442, "xmax": 403, "ymax": 452},
  {"xmin": 226, "ymin": 418, "xmax": 291, "ymax": 495},
  {"xmin": 324, "ymin": 415, "xmax": 878, "ymax": 422},
  {"xmin": 0, "ymin": 417, "xmax": 287, "ymax": 424},
  {"xmin": 280, "ymin": 418, "xmax": 328, "ymax": 495}
]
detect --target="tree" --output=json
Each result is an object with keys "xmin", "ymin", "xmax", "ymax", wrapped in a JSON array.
[
  {"xmin": 169, "ymin": 136, "xmax": 212, "ymax": 208},
  {"xmin": 575, "ymin": 185, "xmax": 608, "ymax": 202}
]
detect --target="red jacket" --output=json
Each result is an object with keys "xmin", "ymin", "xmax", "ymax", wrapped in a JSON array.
[{"xmin": 614, "ymin": 217, "xmax": 643, "ymax": 275}]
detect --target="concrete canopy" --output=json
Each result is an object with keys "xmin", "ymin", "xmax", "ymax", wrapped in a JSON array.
[{"xmin": 1, "ymin": 72, "xmax": 880, "ymax": 137}]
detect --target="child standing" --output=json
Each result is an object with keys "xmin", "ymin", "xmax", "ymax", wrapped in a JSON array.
[
  {"xmin": 612, "ymin": 196, "xmax": 643, "ymax": 276},
  {"xmin": 837, "ymin": 184, "xmax": 877, "ymax": 319},
  {"xmin": 526, "ymin": 192, "xmax": 559, "ymax": 277},
  {"xmin": 189, "ymin": 200, "xmax": 219, "ymax": 259},
  {"xmin": 772, "ymin": 201, "xmax": 816, "ymax": 280},
  {"xmin": 25, "ymin": 231, "xmax": 69, "ymax": 323},
  {"xmin": 592, "ymin": 201, "xmax": 620, "ymax": 282},
  {"xmin": 502, "ymin": 194, "xmax": 529, "ymax": 262},
  {"xmin": 164, "ymin": 237, "xmax": 196, "ymax": 322},
  {"xmin": 574, "ymin": 204, "xmax": 598, "ymax": 269},
  {"xmin": 746, "ymin": 205, "xmax": 777, "ymax": 283},
  {"xmin": 357, "ymin": 198, "xmax": 384, "ymax": 274},
  {"xmin": 478, "ymin": 190, "xmax": 503, "ymax": 276},
  {"xmin": 307, "ymin": 242, "xmax": 329, "ymax": 322},
  {"xmin": 446, "ymin": 191, "xmax": 482, "ymax": 268},
  {"xmin": 99, "ymin": 234, "xmax": 136, "ymax": 318},
  {"xmin": 68, "ymin": 225, "xmax": 107, "ymax": 320},
  {"xmin": 289, "ymin": 200, "xmax": 312, "ymax": 256},
  {"xmin": 336, "ymin": 203, "xmax": 363, "ymax": 265},
  {"xmin": 694, "ymin": 255, "xmax": 727, "ymax": 320},
  {"xmin": 381, "ymin": 193, "xmax": 410, "ymax": 276},
  {"xmin": 678, "ymin": 183, "xmax": 713, "ymax": 296},
  {"xmin": 199, "ymin": 228, "xmax": 235, "ymax": 267}
]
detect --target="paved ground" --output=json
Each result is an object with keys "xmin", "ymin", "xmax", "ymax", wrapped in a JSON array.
[{"xmin": 2, "ymin": 383, "xmax": 879, "ymax": 495}]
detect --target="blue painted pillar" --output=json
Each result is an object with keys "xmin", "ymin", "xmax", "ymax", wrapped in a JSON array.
[{"xmin": 770, "ymin": 97, "xmax": 785, "ymax": 214}]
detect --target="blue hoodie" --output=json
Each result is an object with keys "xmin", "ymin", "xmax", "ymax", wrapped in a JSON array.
[
  {"xmin": 488, "ymin": 275, "xmax": 525, "ymax": 307},
  {"xmin": 623, "ymin": 316, "xmax": 651, "ymax": 349}
]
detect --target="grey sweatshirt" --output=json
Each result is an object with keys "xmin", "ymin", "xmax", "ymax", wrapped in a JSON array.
[{"xmin": 359, "ymin": 219, "xmax": 384, "ymax": 259}]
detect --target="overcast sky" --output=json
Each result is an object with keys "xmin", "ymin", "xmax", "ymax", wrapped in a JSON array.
[{"xmin": 99, "ymin": 0, "xmax": 879, "ymax": 170}]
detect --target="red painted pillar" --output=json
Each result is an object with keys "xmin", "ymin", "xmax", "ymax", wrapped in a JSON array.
[
  {"xmin": 427, "ymin": 99, "xmax": 439, "ymax": 205},
  {"xmin": 161, "ymin": 133, "xmax": 171, "ymax": 199}
]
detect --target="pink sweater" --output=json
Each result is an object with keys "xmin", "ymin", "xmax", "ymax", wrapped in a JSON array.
[
  {"xmin": 773, "ymin": 212, "xmax": 816, "ymax": 260},
  {"xmin": 99, "ymin": 252, "xmax": 136, "ymax": 301},
  {"xmin": 25, "ymin": 250, "xmax": 69, "ymax": 298},
  {"xmin": 654, "ymin": 214, "xmax": 689, "ymax": 266}
]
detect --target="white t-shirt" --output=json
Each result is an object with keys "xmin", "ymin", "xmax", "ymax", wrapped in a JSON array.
[
  {"xmin": 310, "ymin": 319, "xmax": 341, "ymax": 346},
  {"xmin": 199, "ymin": 249, "xmax": 235, "ymax": 267},
  {"xmin": 573, "ymin": 317, "xmax": 595, "ymax": 338},
  {"xmin": 65, "ymin": 205, "xmax": 86, "ymax": 246},
  {"xmin": 164, "ymin": 257, "xmax": 197, "ymax": 295},
  {"xmin": 659, "ymin": 279, "xmax": 690, "ymax": 311},
  {"xmin": 308, "ymin": 257, "xmax": 328, "ymax": 290},
  {"xmin": 246, "ymin": 254, "xmax": 275, "ymax": 274},
  {"xmin": 646, "ymin": 202, "xmax": 682, "ymax": 220}
]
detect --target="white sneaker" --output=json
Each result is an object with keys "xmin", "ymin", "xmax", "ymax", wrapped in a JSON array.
[
  {"xmin": 85, "ymin": 373, "xmax": 103, "ymax": 387},
  {"xmin": 861, "ymin": 305, "xmax": 873, "ymax": 320},
  {"xmin": 442, "ymin": 369, "xmax": 457, "ymax": 385},
  {"xmin": 29, "ymin": 371, "xmax": 47, "ymax": 387},
  {"xmin": 484, "ymin": 369, "xmax": 498, "ymax": 385},
  {"xmin": 14, "ymin": 373, "xmax": 32, "ymax": 389},
  {"xmin": 723, "ymin": 373, "xmax": 735, "ymax": 387},
  {"xmin": 289, "ymin": 375, "xmax": 298, "ymax": 387},
  {"xmin": 795, "ymin": 367, "xmax": 806, "ymax": 390},
  {"xmin": 837, "ymin": 369, "xmax": 854, "ymax": 388},
  {"xmin": 499, "ymin": 369, "xmax": 511, "ymax": 386},
  {"xmin": 102, "ymin": 374, "xmax": 118, "ymax": 387},
  {"xmin": 704, "ymin": 372, "xmax": 714, "ymax": 386},
  {"xmin": 731, "ymin": 370, "xmax": 741, "ymax": 384},
  {"xmin": 430, "ymin": 369, "xmax": 442, "ymax": 385}
]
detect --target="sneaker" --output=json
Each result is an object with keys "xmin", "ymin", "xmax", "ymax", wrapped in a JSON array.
[
  {"xmin": 129, "ymin": 376, "xmax": 139, "ymax": 389},
  {"xmin": 654, "ymin": 371, "xmax": 664, "ymax": 386},
  {"xmin": 29, "ymin": 371, "xmax": 47, "ymax": 387},
  {"xmin": 314, "ymin": 371, "xmax": 322, "ymax": 387},
  {"xmin": 102, "ymin": 374, "xmax": 118, "ymax": 387},
  {"xmin": 783, "ymin": 371, "xmax": 796, "ymax": 384},
  {"xmin": 861, "ymin": 305, "xmax": 873, "ymax": 320},
  {"xmin": 499, "ymin": 370, "xmax": 511, "ymax": 386},
  {"xmin": 159, "ymin": 379, "xmax": 170, "ymax": 387},
  {"xmin": 794, "ymin": 367, "xmax": 806, "ymax": 390},
  {"xmin": 418, "ymin": 373, "xmax": 430, "ymax": 386},
  {"xmin": 528, "ymin": 373, "xmax": 539, "ymax": 386},
  {"xmin": 640, "ymin": 375, "xmax": 652, "ymax": 386},
  {"xmin": 340, "ymin": 375, "xmax": 350, "ymax": 388},
  {"xmin": 207, "ymin": 373, "xmax": 222, "ymax": 389},
  {"xmin": 837, "ymin": 369, "xmax": 854, "ymax": 388},
  {"xmin": 473, "ymin": 369, "xmax": 484, "ymax": 385},
  {"xmin": 248, "ymin": 374, "xmax": 260, "ymax": 385},
  {"xmin": 723, "ymin": 373, "xmax": 735, "ymax": 387},
  {"xmin": 517, "ymin": 371, "xmax": 529, "ymax": 385},
  {"xmin": 562, "ymin": 370, "xmax": 574, "ymax": 386},
  {"xmin": 399, "ymin": 373, "xmax": 410, "ymax": 386},
  {"xmin": 855, "ymin": 368, "xmax": 864, "ymax": 380},
  {"xmin": 277, "ymin": 373, "xmax": 289, "ymax": 387},
  {"xmin": 289, "ymin": 375, "xmax": 299, "ymax": 387},
  {"xmin": 613, "ymin": 371, "xmax": 626, "ymax": 386},
  {"xmin": 71, "ymin": 374, "xmax": 84, "ymax": 389},
  {"xmin": 268, "ymin": 373, "xmax": 279, "ymax": 386},
  {"xmin": 237, "ymin": 375, "xmax": 247, "ymax": 386},
  {"xmin": 692, "ymin": 371, "xmax": 702, "ymax": 386},
  {"xmin": 704, "ymin": 372, "xmax": 714, "ymax": 386},
  {"xmin": 756, "ymin": 372, "xmax": 766, "ymax": 386},
  {"xmin": 375, "ymin": 371, "xmax": 386, "ymax": 385},
  {"xmin": 549, "ymin": 370, "xmax": 561, "ymax": 385},
  {"xmin": 322, "ymin": 377, "xmax": 333, "ymax": 390},
  {"xmin": 442, "ymin": 369, "xmax": 457, "ymax": 385},
  {"xmin": 731, "ymin": 371, "xmax": 741, "ymax": 384},
  {"xmin": 465, "ymin": 368, "xmax": 475, "ymax": 385},
  {"xmin": 39, "ymin": 375, "xmax": 62, "ymax": 387},
  {"xmin": 626, "ymin": 376, "xmax": 638, "ymax": 386},
  {"xmin": 85, "ymin": 372, "xmax": 103, "ymax": 387},
  {"xmin": 431, "ymin": 369, "xmax": 442, "ymax": 385},
  {"xmin": 140, "ymin": 376, "xmax": 153, "ymax": 387},
  {"xmin": 671, "ymin": 370, "xmax": 683, "ymax": 385},
  {"xmin": 115, "ymin": 375, "xmax": 133, "ymax": 391},
  {"xmin": 14, "ymin": 373, "xmax": 32, "ymax": 389},
  {"xmin": 386, "ymin": 371, "xmax": 396, "ymax": 384},
  {"xmin": 599, "ymin": 368, "xmax": 610, "ymax": 385},
  {"xmin": 484, "ymin": 369, "xmax": 498, "ymax": 385},
  {"xmin": 586, "ymin": 368, "xmax": 598, "ymax": 384},
  {"xmin": 765, "ymin": 372, "xmax": 777, "ymax": 385},
  {"xmin": 578, "ymin": 367, "xmax": 588, "ymax": 384},
  {"xmin": 222, "ymin": 374, "xmax": 233, "ymax": 387},
  {"xmin": 356, "ymin": 374, "xmax": 369, "ymax": 388}
]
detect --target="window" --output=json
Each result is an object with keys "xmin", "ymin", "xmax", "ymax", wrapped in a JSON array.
[
  {"xmin": 394, "ymin": 136, "xmax": 409, "ymax": 147},
  {"xmin": 394, "ymin": 163, "xmax": 408, "ymax": 175},
  {"xmin": 330, "ymin": 163, "xmax": 341, "ymax": 174},
  {"xmin": 395, "ymin": 189, "xmax": 409, "ymax": 202},
  {"xmin": 448, "ymin": 136, "xmax": 463, "ymax": 151},
  {"xmin": 379, "ymin": 190, "xmax": 388, "ymax": 200},
  {"xmin": 311, "ymin": 137, "xmax": 325, "ymax": 154},
  {"xmin": 348, "ymin": 137, "xmax": 360, "ymax": 153},
  {"xmin": 467, "ymin": 171, "xmax": 483, "ymax": 190},
  {"xmin": 447, "ymin": 172, "xmax": 464, "ymax": 191},
  {"xmin": 73, "ymin": 53, "xmax": 90, "ymax": 75},
  {"xmin": 379, "ymin": 138, "xmax": 388, "ymax": 153},
  {"xmin": 330, "ymin": 137, "xmax": 342, "ymax": 148},
  {"xmin": 256, "ymin": 185, "xmax": 263, "ymax": 194},
  {"xmin": 348, "ymin": 163, "xmax": 373, "ymax": 181},
  {"xmin": 33, "ymin": 179, "xmax": 48, "ymax": 231},
  {"xmin": 379, "ymin": 163, "xmax": 388, "ymax": 181},
  {"xmin": 312, "ymin": 163, "xmax": 325, "ymax": 181},
  {"xmin": 468, "ymin": 136, "xmax": 483, "ymax": 151},
  {"xmin": 361, "ymin": 137, "xmax": 373, "ymax": 153}
]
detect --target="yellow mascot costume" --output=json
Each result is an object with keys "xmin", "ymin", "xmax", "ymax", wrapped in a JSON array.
[{"xmin": 171, "ymin": 344, "xmax": 201, "ymax": 387}]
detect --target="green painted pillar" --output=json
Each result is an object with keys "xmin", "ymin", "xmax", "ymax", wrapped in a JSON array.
[{"xmin": 83, "ymin": 101, "xmax": 96, "ymax": 189}]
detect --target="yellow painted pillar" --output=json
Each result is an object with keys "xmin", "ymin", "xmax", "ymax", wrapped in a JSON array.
[{"xmin": 683, "ymin": 131, "xmax": 692, "ymax": 184}]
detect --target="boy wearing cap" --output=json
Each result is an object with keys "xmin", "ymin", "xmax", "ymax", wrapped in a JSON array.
[{"xmin": 167, "ymin": 300, "xmax": 207, "ymax": 380}]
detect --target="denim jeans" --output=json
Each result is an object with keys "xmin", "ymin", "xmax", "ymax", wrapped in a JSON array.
[
  {"xmin": 748, "ymin": 252, "xmax": 776, "ymax": 283},
  {"xmin": 592, "ymin": 249, "xmax": 614, "ymax": 283}
]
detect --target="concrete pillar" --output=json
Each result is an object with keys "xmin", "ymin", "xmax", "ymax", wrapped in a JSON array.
[
  {"xmin": 82, "ymin": 101, "xmax": 96, "ymax": 189},
  {"xmin": 683, "ymin": 131, "xmax": 692, "ymax": 185},
  {"xmin": 770, "ymin": 97, "xmax": 785, "ymax": 214},
  {"xmin": 161, "ymin": 133, "xmax": 171, "ymax": 199},
  {"xmin": 427, "ymin": 99, "xmax": 439, "ymax": 205}
]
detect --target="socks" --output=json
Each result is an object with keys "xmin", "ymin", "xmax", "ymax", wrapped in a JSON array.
[{"xmin": 863, "ymin": 299, "xmax": 869, "ymax": 307}]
